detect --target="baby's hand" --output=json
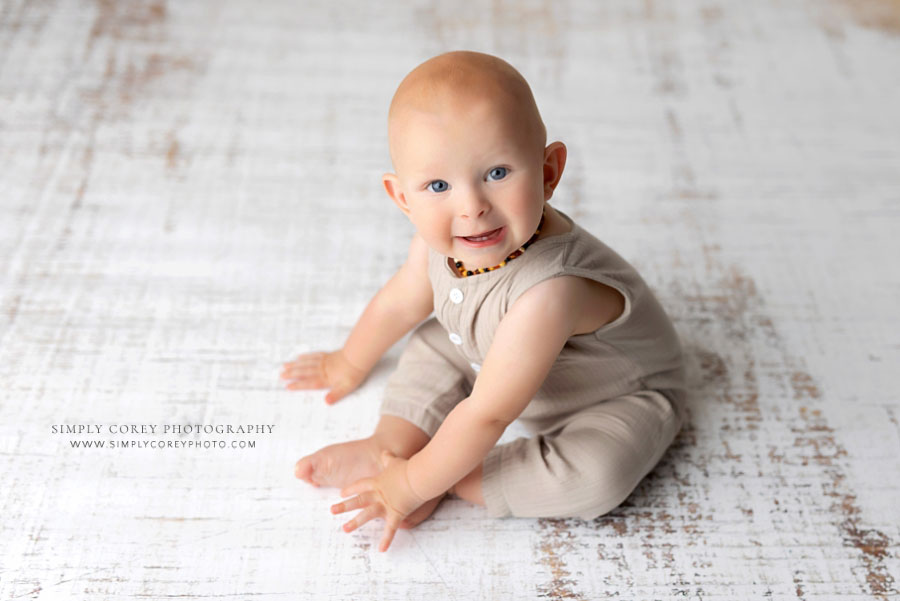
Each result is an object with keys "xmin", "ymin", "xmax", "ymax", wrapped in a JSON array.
[
  {"xmin": 330, "ymin": 450, "xmax": 426, "ymax": 552},
  {"xmin": 280, "ymin": 350, "xmax": 368, "ymax": 404}
]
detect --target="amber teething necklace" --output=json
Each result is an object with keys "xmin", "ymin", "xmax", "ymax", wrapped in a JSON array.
[{"xmin": 451, "ymin": 209, "xmax": 545, "ymax": 277}]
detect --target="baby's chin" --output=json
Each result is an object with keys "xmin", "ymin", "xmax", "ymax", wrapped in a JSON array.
[{"xmin": 450, "ymin": 242, "xmax": 517, "ymax": 268}]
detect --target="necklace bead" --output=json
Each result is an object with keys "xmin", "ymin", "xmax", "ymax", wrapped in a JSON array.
[{"xmin": 451, "ymin": 210, "xmax": 545, "ymax": 278}]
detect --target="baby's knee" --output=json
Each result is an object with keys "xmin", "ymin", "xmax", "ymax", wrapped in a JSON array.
[
  {"xmin": 508, "ymin": 446, "xmax": 639, "ymax": 520},
  {"xmin": 560, "ymin": 454, "xmax": 640, "ymax": 520}
]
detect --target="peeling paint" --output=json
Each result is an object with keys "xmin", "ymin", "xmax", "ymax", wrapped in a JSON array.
[
  {"xmin": 536, "ymin": 519, "xmax": 587, "ymax": 600},
  {"xmin": 796, "ymin": 402, "xmax": 898, "ymax": 598}
]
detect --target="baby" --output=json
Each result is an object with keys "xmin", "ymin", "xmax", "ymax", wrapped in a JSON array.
[{"xmin": 281, "ymin": 51, "xmax": 686, "ymax": 552}]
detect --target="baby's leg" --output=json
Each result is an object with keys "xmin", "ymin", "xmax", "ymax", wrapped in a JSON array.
[
  {"xmin": 378, "ymin": 316, "xmax": 474, "ymax": 438},
  {"xmin": 297, "ymin": 317, "xmax": 472, "ymax": 520},
  {"xmin": 380, "ymin": 316, "xmax": 475, "ymax": 527},
  {"xmin": 465, "ymin": 390, "xmax": 682, "ymax": 520},
  {"xmin": 294, "ymin": 415, "xmax": 431, "ymax": 489}
]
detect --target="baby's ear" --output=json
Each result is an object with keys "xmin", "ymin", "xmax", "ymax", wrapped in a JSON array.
[
  {"xmin": 542, "ymin": 141, "xmax": 567, "ymax": 200},
  {"xmin": 383, "ymin": 173, "xmax": 411, "ymax": 216}
]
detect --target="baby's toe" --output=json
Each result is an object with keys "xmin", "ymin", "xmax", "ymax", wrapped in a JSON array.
[{"xmin": 294, "ymin": 456, "xmax": 319, "ymax": 486}]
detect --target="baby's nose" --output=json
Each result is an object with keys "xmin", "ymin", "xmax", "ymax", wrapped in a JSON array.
[{"xmin": 459, "ymin": 192, "xmax": 490, "ymax": 218}]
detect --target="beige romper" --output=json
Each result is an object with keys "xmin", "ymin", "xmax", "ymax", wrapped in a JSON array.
[{"xmin": 380, "ymin": 208, "xmax": 686, "ymax": 520}]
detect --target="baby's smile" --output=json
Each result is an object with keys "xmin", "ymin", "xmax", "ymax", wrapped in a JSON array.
[{"xmin": 456, "ymin": 226, "xmax": 505, "ymax": 247}]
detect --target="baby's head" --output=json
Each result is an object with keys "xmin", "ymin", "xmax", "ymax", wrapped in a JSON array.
[{"xmin": 383, "ymin": 51, "xmax": 566, "ymax": 271}]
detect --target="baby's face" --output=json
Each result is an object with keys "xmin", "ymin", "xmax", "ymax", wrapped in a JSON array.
[{"xmin": 387, "ymin": 99, "xmax": 548, "ymax": 270}]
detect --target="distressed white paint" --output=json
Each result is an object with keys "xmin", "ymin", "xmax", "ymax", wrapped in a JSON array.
[{"xmin": 1, "ymin": 0, "xmax": 899, "ymax": 598}]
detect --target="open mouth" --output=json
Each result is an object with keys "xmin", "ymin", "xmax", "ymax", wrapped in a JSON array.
[
  {"xmin": 462, "ymin": 227, "xmax": 502, "ymax": 242},
  {"xmin": 458, "ymin": 226, "xmax": 505, "ymax": 247}
]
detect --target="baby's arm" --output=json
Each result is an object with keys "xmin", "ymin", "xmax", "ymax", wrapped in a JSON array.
[
  {"xmin": 405, "ymin": 276, "xmax": 588, "ymax": 500},
  {"xmin": 340, "ymin": 233, "xmax": 434, "ymax": 374},
  {"xmin": 281, "ymin": 233, "xmax": 433, "ymax": 401},
  {"xmin": 332, "ymin": 276, "xmax": 596, "ymax": 551}
]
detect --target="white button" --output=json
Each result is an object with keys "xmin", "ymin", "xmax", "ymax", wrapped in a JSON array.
[
  {"xmin": 449, "ymin": 288, "xmax": 464, "ymax": 304},
  {"xmin": 470, "ymin": 362, "xmax": 481, "ymax": 372},
  {"xmin": 449, "ymin": 333, "xmax": 463, "ymax": 345}
]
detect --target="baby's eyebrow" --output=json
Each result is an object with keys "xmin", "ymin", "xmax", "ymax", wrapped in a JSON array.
[
  {"xmin": 410, "ymin": 152, "xmax": 518, "ymax": 179},
  {"xmin": 407, "ymin": 172, "xmax": 441, "ymax": 185}
]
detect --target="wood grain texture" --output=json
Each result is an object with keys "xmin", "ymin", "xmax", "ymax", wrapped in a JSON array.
[{"xmin": 1, "ymin": 0, "xmax": 898, "ymax": 598}]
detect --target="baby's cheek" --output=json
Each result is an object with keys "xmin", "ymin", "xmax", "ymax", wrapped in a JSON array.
[{"xmin": 420, "ymin": 228, "xmax": 453, "ymax": 255}]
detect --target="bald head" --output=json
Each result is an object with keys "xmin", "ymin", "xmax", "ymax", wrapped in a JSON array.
[{"xmin": 387, "ymin": 51, "xmax": 547, "ymax": 168}]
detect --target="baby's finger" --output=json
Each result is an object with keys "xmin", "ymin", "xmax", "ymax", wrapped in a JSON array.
[
  {"xmin": 282, "ymin": 352, "xmax": 326, "ymax": 372},
  {"xmin": 341, "ymin": 505, "xmax": 379, "ymax": 533},
  {"xmin": 285, "ymin": 374, "xmax": 327, "ymax": 390},
  {"xmin": 341, "ymin": 479, "xmax": 374, "ymax": 498},
  {"xmin": 281, "ymin": 362, "xmax": 325, "ymax": 381},
  {"xmin": 379, "ymin": 522, "xmax": 398, "ymax": 552},
  {"xmin": 324, "ymin": 383, "xmax": 352, "ymax": 405},
  {"xmin": 284, "ymin": 368, "xmax": 329, "ymax": 388},
  {"xmin": 378, "ymin": 512, "xmax": 404, "ymax": 552},
  {"xmin": 331, "ymin": 493, "xmax": 367, "ymax": 515}
]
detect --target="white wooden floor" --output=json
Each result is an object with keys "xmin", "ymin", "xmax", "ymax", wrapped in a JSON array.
[{"xmin": 1, "ymin": 0, "xmax": 899, "ymax": 598}]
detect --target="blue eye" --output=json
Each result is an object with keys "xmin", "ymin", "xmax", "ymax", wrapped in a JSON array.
[
  {"xmin": 426, "ymin": 180, "xmax": 449, "ymax": 193},
  {"xmin": 487, "ymin": 167, "xmax": 508, "ymax": 181}
]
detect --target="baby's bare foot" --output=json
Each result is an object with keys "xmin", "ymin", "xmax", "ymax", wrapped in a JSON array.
[
  {"xmin": 399, "ymin": 492, "xmax": 448, "ymax": 529},
  {"xmin": 295, "ymin": 438, "xmax": 383, "ymax": 489}
]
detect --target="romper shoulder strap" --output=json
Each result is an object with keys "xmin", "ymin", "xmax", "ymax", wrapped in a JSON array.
[{"xmin": 506, "ymin": 212, "xmax": 640, "ymax": 321}]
